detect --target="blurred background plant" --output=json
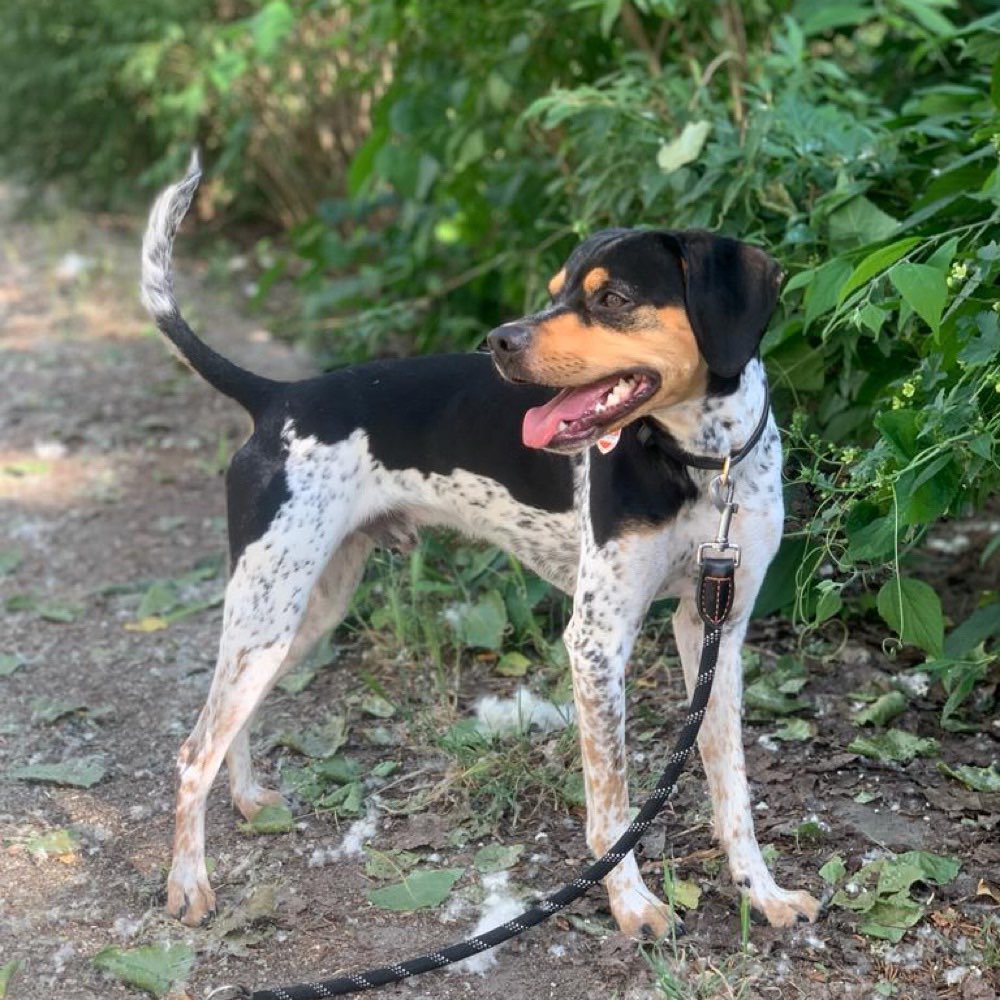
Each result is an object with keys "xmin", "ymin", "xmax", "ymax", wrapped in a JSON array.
[{"xmin": 2, "ymin": 0, "xmax": 996, "ymax": 724}]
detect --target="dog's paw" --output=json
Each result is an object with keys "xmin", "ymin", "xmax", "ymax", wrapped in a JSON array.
[
  {"xmin": 167, "ymin": 874, "xmax": 217, "ymax": 927},
  {"xmin": 750, "ymin": 887, "xmax": 821, "ymax": 928},
  {"xmin": 610, "ymin": 883, "xmax": 682, "ymax": 941}
]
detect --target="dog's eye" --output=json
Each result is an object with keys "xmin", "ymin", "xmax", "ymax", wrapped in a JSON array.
[{"xmin": 598, "ymin": 289, "xmax": 629, "ymax": 309}]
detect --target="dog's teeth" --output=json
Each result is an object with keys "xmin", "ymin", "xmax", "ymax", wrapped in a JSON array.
[{"xmin": 558, "ymin": 420, "xmax": 569, "ymax": 431}]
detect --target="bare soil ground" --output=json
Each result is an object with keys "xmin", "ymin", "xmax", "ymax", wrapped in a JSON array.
[{"xmin": 1, "ymin": 190, "xmax": 997, "ymax": 1000}]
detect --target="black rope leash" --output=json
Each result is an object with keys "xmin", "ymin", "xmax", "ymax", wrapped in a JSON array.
[{"xmin": 213, "ymin": 422, "xmax": 761, "ymax": 1000}]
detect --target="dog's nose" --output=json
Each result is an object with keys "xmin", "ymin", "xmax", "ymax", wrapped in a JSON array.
[{"xmin": 487, "ymin": 323, "xmax": 531, "ymax": 358}]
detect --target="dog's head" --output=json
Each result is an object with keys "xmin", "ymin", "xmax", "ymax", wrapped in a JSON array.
[{"xmin": 487, "ymin": 229, "xmax": 782, "ymax": 453}]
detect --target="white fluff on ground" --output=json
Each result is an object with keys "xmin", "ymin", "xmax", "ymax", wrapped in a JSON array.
[{"xmin": 474, "ymin": 686, "xmax": 574, "ymax": 738}]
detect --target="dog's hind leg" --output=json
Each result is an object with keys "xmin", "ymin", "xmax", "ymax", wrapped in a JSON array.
[
  {"xmin": 673, "ymin": 600, "xmax": 820, "ymax": 927},
  {"xmin": 226, "ymin": 531, "xmax": 373, "ymax": 821},
  {"xmin": 167, "ymin": 433, "xmax": 367, "ymax": 925}
]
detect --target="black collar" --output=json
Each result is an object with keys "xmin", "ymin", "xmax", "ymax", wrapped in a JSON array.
[{"xmin": 635, "ymin": 383, "xmax": 771, "ymax": 471}]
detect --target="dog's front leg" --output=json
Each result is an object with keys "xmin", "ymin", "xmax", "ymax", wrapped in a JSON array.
[
  {"xmin": 673, "ymin": 600, "xmax": 820, "ymax": 926},
  {"xmin": 564, "ymin": 547, "xmax": 674, "ymax": 940}
]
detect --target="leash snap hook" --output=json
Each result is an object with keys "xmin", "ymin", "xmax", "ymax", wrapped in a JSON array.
[
  {"xmin": 700, "ymin": 470, "xmax": 741, "ymax": 567},
  {"xmin": 205, "ymin": 986, "xmax": 252, "ymax": 1000}
]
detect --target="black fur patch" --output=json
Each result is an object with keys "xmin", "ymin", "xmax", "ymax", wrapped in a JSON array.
[
  {"xmin": 226, "ymin": 418, "xmax": 293, "ymax": 568},
  {"xmin": 588, "ymin": 422, "xmax": 698, "ymax": 548},
  {"xmin": 287, "ymin": 353, "xmax": 575, "ymax": 514}
]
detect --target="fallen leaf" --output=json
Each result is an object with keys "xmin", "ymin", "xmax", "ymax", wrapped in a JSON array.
[
  {"xmin": 976, "ymin": 879, "xmax": 1000, "ymax": 904},
  {"xmin": 31, "ymin": 699, "xmax": 89, "ymax": 724},
  {"xmin": 0, "ymin": 961, "xmax": 17, "ymax": 999},
  {"xmin": 10, "ymin": 756, "xmax": 106, "ymax": 787},
  {"xmin": 92, "ymin": 943, "xmax": 194, "ymax": 997},
  {"xmin": 368, "ymin": 868, "xmax": 464, "ymax": 911},
  {"xmin": 938, "ymin": 762, "xmax": 1000, "ymax": 794},
  {"xmin": 853, "ymin": 691, "xmax": 907, "ymax": 727},
  {"xmin": 495, "ymin": 652, "xmax": 531, "ymax": 677},
  {"xmin": 848, "ymin": 729, "xmax": 938, "ymax": 764},
  {"xmin": 212, "ymin": 883, "xmax": 280, "ymax": 938},
  {"xmin": 771, "ymin": 718, "xmax": 816, "ymax": 742},
  {"xmin": 361, "ymin": 694, "xmax": 396, "ymax": 718},
  {"xmin": 0, "ymin": 653, "xmax": 25, "ymax": 677},
  {"xmin": 364, "ymin": 848, "xmax": 420, "ymax": 881},
  {"xmin": 239, "ymin": 804, "xmax": 294, "ymax": 835},
  {"xmin": 124, "ymin": 616, "xmax": 168, "ymax": 633},
  {"xmin": 0, "ymin": 551, "xmax": 22, "ymax": 576},
  {"xmin": 26, "ymin": 828, "xmax": 79, "ymax": 859},
  {"xmin": 819, "ymin": 854, "xmax": 847, "ymax": 885},
  {"xmin": 277, "ymin": 668, "xmax": 316, "ymax": 694},
  {"xmin": 473, "ymin": 843, "xmax": 524, "ymax": 874}
]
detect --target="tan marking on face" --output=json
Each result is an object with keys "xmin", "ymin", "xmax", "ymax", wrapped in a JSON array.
[
  {"xmin": 547, "ymin": 268, "xmax": 567, "ymax": 297},
  {"xmin": 583, "ymin": 267, "xmax": 609, "ymax": 295},
  {"xmin": 523, "ymin": 304, "xmax": 708, "ymax": 427}
]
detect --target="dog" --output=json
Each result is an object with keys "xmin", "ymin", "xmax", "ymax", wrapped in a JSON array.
[{"xmin": 141, "ymin": 158, "xmax": 820, "ymax": 939}]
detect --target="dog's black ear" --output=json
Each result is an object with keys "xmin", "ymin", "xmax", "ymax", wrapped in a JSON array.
[{"xmin": 662, "ymin": 230, "xmax": 784, "ymax": 378}]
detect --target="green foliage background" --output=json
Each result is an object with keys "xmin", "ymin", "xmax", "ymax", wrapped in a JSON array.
[{"xmin": 1, "ymin": 0, "xmax": 997, "ymax": 723}]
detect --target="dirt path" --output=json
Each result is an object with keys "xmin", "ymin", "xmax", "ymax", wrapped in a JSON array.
[{"xmin": 1, "ymin": 189, "xmax": 997, "ymax": 1000}]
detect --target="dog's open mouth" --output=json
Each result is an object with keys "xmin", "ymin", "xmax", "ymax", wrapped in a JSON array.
[{"xmin": 522, "ymin": 371, "xmax": 659, "ymax": 451}]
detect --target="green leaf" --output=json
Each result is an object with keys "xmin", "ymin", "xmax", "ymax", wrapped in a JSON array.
[
  {"xmin": 944, "ymin": 601, "xmax": 1000, "ymax": 657},
  {"xmin": 240, "ymin": 803, "xmax": 294, "ymax": 835},
  {"xmin": 0, "ymin": 550, "xmax": 22, "ymax": 576},
  {"xmin": 37, "ymin": 601, "xmax": 82, "ymax": 623},
  {"xmin": 0, "ymin": 961, "xmax": 18, "ymax": 999},
  {"xmin": 473, "ymin": 843, "xmax": 524, "ymax": 874},
  {"xmin": 275, "ymin": 714, "xmax": 348, "ymax": 759},
  {"xmin": 93, "ymin": 943, "xmax": 195, "ymax": 997},
  {"xmin": 0, "ymin": 653, "xmax": 25, "ymax": 676},
  {"xmin": 250, "ymin": 1, "xmax": 294, "ymax": 59},
  {"xmin": 814, "ymin": 584, "xmax": 843, "ymax": 623},
  {"xmin": 877, "ymin": 576, "xmax": 944, "ymax": 656},
  {"xmin": 937, "ymin": 762, "xmax": 1000, "ymax": 794},
  {"xmin": 828, "ymin": 196, "xmax": 899, "ymax": 251},
  {"xmin": 26, "ymin": 828, "xmax": 79, "ymax": 857},
  {"xmin": 804, "ymin": 258, "xmax": 853, "ymax": 328},
  {"xmin": 845, "ymin": 513, "xmax": 896, "ymax": 564},
  {"xmin": 367, "ymin": 868, "xmax": 464, "ymax": 911},
  {"xmin": 889, "ymin": 263, "xmax": 948, "ymax": 332},
  {"xmin": 452, "ymin": 590, "xmax": 508, "ymax": 650},
  {"xmin": 10, "ymin": 756, "xmax": 106, "ymax": 788},
  {"xmin": 896, "ymin": 850, "xmax": 960, "ymax": 885},
  {"xmin": 663, "ymin": 868, "xmax": 701, "ymax": 911},
  {"xmin": 364, "ymin": 848, "xmax": 420, "ymax": 881},
  {"xmin": 277, "ymin": 668, "xmax": 316, "ymax": 694},
  {"xmin": 848, "ymin": 729, "xmax": 938, "ymax": 764},
  {"xmin": 837, "ymin": 237, "xmax": 922, "ymax": 304},
  {"xmin": 819, "ymin": 854, "xmax": 847, "ymax": 885},
  {"xmin": 875, "ymin": 408, "xmax": 919, "ymax": 461},
  {"xmin": 495, "ymin": 651, "xmax": 531, "ymax": 677},
  {"xmin": 32, "ymin": 698, "xmax": 89, "ymax": 724},
  {"xmin": 771, "ymin": 718, "xmax": 816, "ymax": 742},
  {"xmin": 657, "ymin": 121, "xmax": 711, "ymax": 174},
  {"xmin": 853, "ymin": 691, "xmax": 907, "ymax": 727},
  {"xmin": 361, "ymin": 694, "xmax": 396, "ymax": 718}
]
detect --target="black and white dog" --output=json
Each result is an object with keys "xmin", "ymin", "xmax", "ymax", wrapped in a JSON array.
[{"xmin": 141, "ymin": 158, "xmax": 819, "ymax": 936}]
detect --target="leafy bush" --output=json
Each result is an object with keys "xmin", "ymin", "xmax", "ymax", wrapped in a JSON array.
[
  {"xmin": 0, "ymin": 0, "xmax": 379, "ymax": 220},
  {"xmin": 293, "ymin": 0, "xmax": 999, "ymax": 718}
]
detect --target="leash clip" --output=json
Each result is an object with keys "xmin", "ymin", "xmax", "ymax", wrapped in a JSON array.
[
  {"xmin": 698, "ymin": 469, "xmax": 741, "ymax": 567},
  {"xmin": 205, "ymin": 987, "xmax": 251, "ymax": 1000}
]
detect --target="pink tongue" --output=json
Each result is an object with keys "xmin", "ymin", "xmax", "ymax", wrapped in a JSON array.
[{"xmin": 522, "ymin": 376, "xmax": 620, "ymax": 449}]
